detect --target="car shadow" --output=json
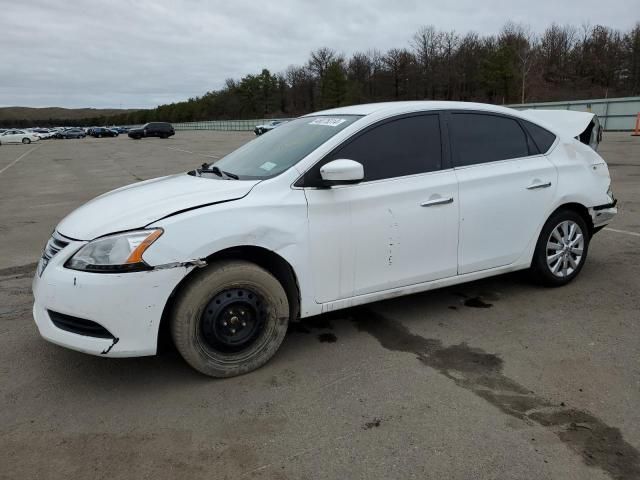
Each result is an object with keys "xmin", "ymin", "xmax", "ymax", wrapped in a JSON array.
[{"xmin": 37, "ymin": 270, "xmax": 536, "ymax": 387}]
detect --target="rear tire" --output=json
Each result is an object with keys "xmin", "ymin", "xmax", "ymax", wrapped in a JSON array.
[
  {"xmin": 530, "ymin": 209, "xmax": 590, "ymax": 287},
  {"xmin": 171, "ymin": 260, "xmax": 289, "ymax": 378}
]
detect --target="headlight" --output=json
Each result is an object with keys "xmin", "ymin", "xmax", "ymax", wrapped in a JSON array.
[{"xmin": 65, "ymin": 229, "xmax": 163, "ymax": 273}]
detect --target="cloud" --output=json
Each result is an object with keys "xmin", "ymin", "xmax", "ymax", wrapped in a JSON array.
[{"xmin": 0, "ymin": 0, "xmax": 636, "ymax": 108}]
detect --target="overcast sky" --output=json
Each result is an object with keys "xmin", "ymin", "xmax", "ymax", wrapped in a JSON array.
[{"xmin": 0, "ymin": 0, "xmax": 636, "ymax": 109}]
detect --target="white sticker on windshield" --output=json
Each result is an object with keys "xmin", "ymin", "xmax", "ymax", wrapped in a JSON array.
[
  {"xmin": 309, "ymin": 118, "xmax": 346, "ymax": 127},
  {"xmin": 259, "ymin": 161, "xmax": 277, "ymax": 171}
]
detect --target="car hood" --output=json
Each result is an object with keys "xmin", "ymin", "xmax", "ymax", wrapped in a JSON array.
[{"xmin": 57, "ymin": 174, "xmax": 260, "ymax": 240}]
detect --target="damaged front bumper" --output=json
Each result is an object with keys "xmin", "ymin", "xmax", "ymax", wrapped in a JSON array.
[{"xmin": 32, "ymin": 239, "xmax": 195, "ymax": 357}]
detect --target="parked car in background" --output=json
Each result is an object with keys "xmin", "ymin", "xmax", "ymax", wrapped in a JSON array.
[
  {"xmin": 60, "ymin": 128, "xmax": 86, "ymax": 139},
  {"xmin": 112, "ymin": 126, "xmax": 130, "ymax": 134},
  {"xmin": 89, "ymin": 127, "xmax": 118, "ymax": 138},
  {"xmin": 128, "ymin": 122, "xmax": 175, "ymax": 139},
  {"xmin": 0, "ymin": 129, "xmax": 40, "ymax": 144},
  {"xmin": 29, "ymin": 128, "xmax": 54, "ymax": 139},
  {"xmin": 53, "ymin": 127, "xmax": 79, "ymax": 139},
  {"xmin": 254, "ymin": 120, "xmax": 286, "ymax": 135},
  {"xmin": 32, "ymin": 101, "xmax": 617, "ymax": 378}
]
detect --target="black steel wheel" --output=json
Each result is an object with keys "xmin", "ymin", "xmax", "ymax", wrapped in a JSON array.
[
  {"xmin": 200, "ymin": 288, "xmax": 267, "ymax": 353},
  {"xmin": 171, "ymin": 260, "xmax": 290, "ymax": 378}
]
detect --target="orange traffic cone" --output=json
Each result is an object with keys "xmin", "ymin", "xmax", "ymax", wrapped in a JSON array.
[{"xmin": 633, "ymin": 113, "xmax": 640, "ymax": 136}]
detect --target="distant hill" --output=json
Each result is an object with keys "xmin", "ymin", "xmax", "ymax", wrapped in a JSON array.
[
  {"xmin": 0, "ymin": 106, "xmax": 141, "ymax": 127},
  {"xmin": 0, "ymin": 106, "xmax": 137, "ymax": 121}
]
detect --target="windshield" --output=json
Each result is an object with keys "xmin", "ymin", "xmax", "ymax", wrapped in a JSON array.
[{"xmin": 212, "ymin": 115, "xmax": 361, "ymax": 179}]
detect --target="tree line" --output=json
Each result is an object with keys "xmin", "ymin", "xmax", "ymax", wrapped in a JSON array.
[{"xmin": 8, "ymin": 21, "xmax": 640, "ymax": 127}]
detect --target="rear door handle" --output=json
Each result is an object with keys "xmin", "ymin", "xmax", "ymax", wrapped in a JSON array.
[
  {"xmin": 527, "ymin": 181, "xmax": 552, "ymax": 190},
  {"xmin": 421, "ymin": 197, "xmax": 454, "ymax": 207}
]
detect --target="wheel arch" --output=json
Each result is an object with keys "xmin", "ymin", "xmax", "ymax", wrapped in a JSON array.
[
  {"xmin": 157, "ymin": 245, "xmax": 301, "ymax": 352},
  {"xmin": 549, "ymin": 202, "xmax": 594, "ymax": 236}
]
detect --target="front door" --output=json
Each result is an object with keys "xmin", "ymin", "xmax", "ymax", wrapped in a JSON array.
[{"xmin": 304, "ymin": 113, "xmax": 459, "ymax": 303}]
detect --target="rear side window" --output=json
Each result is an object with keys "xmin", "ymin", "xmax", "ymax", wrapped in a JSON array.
[
  {"xmin": 521, "ymin": 120, "xmax": 557, "ymax": 153},
  {"xmin": 449, "ymin": 113, "xmax": 529, "ymax": 167},
  {"xmin": 320, "ymin": 114, "xmax": 442, "ymax": 182}
]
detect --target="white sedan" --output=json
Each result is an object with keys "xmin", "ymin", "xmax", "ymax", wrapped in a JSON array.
[
  {"xmin": 0, "ymin": 129, "xmax": 39, "ymax": 145},
  {"xmin": 33, "ymin": 101, "xmax": 616, "ymax": 377}
]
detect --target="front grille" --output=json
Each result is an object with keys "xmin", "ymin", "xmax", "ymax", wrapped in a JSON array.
[
  {"xmin": 38, "ymin": 232, "xmax": 69, "ymax": 276},
  {"xmin": 48, "ymin": 310, "xmax": 115, "ymax": 339}
]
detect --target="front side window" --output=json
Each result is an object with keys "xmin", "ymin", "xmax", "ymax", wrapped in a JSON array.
[
  {"xmin": 301, "ymin": 114, "xmax": 442, "ymax": 185},
  {"xmin": 213, "ymin": 115, "xmax": 361, "ymax": 179},
  {"xmin": 449, "ymin": 113, "xmax": 530, "ymax": 167}
]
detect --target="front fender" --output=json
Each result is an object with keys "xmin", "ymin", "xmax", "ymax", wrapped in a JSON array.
[{"xmin": 140, "ymin": 187, "xmax": 320, "ymax": 317}]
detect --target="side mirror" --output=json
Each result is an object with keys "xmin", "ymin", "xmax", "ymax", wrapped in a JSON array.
[{"xmin": 319, "ymin": 159, "xmax": 364, "ymax": 186}]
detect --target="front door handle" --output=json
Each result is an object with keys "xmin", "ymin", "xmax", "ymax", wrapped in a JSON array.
[
  {"xmin": 421, "ymin": 197, "xmax": 454, "ymax": 207},
  {"xmin": 527, "ymin": 181, "xmax": 552, "ymax": 190}
]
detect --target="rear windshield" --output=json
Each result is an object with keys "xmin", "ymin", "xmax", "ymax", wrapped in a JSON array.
[{"xmin": 213, "ymin": 115, "xmax": 361, "ymax": 179}]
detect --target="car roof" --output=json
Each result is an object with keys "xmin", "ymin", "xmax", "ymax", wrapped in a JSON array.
[
  {"xmin": 305, "ymin": 100, "xmax": 574, "ymax": 139},
  {"xmin": 307, "ymin": 100, "xmax": 525, "ymax": 117}
]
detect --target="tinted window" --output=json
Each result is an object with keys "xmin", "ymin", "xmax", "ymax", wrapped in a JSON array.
[
  {"xmin": 521, "ymin": 120, "xmax": 557, "ymax": 153},
  {"xmin": 312, "ymin": 114, "xmax": 441, "ymax": 183},
  {"xmin": 450, "ymin": 113, "xmax": 529, "ymax": 167}
]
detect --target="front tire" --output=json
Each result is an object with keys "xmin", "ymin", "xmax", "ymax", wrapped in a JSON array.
[
  {"xmin": 171, "ymin": 260, "xmax": 289, "ymax": 378},
  {"xmin": 530, "ymin": 209, "xmax": 590, "ymax": 286},
  {"xmin": 22, "ymin": 138, "xmax": 31, "ymax": 144}
]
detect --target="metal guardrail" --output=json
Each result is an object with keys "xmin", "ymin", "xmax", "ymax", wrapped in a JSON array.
[
  {"xmin": 172, "ymin": 118, "xmax": 293, "ymax": 132},
  {"xmin": 509, "ymin": 96, "xmax": 640, "ymax": 131}
]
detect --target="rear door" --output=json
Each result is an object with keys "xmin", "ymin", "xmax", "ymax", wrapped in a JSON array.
[
  {"xmin": 304, "ymin": 113, "xmax": 459, "ymax": 302},
  {"xmin": 448, "ymin": 111, "xmax": 557, "ymax": 274}
]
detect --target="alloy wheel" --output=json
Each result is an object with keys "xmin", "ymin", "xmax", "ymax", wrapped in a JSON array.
[{"xmin": 546, "ymin": 220, "xmax": 584, "ymax": 278}]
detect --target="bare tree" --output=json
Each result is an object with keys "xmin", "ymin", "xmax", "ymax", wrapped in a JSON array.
[
  {"xmin": 411, "ymin": 25, "xmax": 442, "ymax": 98},
  {"xmin": 441, "ymin": 30, "xmax": 460, "ymax": 99},
  {"xmin": 308, "ymin": 47, "xmax": 339, "ymax": 80},
  {"xmin": 383, "ymin": 48, "xmax": 416, "ymax": 99},
  {"xmin": 500, "ymin": 22, "xmax": 538, "ymax": 103}
]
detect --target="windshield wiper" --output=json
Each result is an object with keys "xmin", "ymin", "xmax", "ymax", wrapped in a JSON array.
[{"xmin": 198, "ymin": 163, "xmax": 239, "ymax": 180}]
